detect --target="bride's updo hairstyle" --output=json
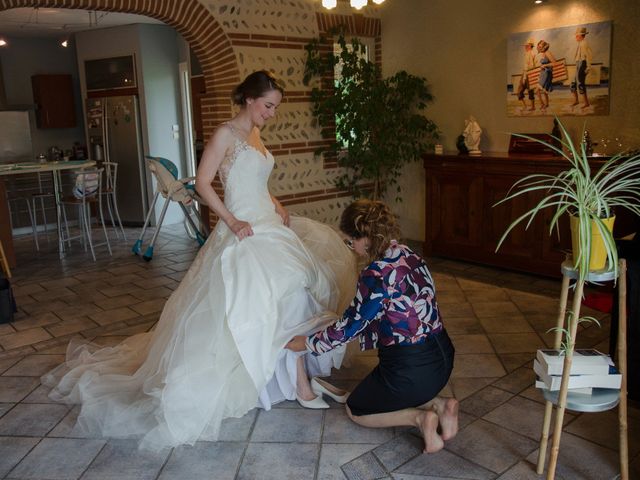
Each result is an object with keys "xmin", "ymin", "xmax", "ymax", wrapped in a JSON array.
[
  {"xmin": 340, "ymin": 199, "xmax": 400, "ymax": 262},
  {"xmin": 232, "ymin": 70, "xmax": 284, "ymax": 105}
]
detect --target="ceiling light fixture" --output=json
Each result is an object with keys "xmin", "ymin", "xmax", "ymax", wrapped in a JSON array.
[
  {"xmin": 60, "ymin": 38, "xmax": 69, "ymax": 47},
  {"xmin": 0, "ymin": 38, "xmax": 7, "ymax": 47},
  {"xmin": 322, "ymin": 0, "xmax": 386, "ymax": 10}
]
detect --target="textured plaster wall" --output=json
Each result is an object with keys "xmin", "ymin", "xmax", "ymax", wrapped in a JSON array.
[
  {"xmin": 380, "ymin": 0, "xmax": 640, "ymax": 241},
  {"xmin": 197, "ymin": 0, "xmax": 383, "ymax": 225}
]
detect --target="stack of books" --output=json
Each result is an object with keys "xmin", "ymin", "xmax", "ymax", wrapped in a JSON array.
[{"xmin": 533, "ymin": 348, "xmax": 622, "ymax": 395}]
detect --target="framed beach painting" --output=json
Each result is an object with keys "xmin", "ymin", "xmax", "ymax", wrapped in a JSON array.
[{"xmin": 506, "ymin": 21, "xmax": 611, "ymax": 117}]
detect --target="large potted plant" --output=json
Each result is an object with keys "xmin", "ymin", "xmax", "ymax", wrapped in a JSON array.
[
  {"xmin": 495, "ymin": 118, "xmax": 640, "ymax": 281},
  {"xmin": 303, "ymin": 33, "xmax": 439, "ymax": 200}
]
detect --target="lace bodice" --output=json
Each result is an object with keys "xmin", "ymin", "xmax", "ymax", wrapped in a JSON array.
[{"xmin": 218, "ymin": 126, "xmax": 277, "ymax": 223}]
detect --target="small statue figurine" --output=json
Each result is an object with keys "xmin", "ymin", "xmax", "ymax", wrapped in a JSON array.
[{"xmin": 463, "ymin": 116, "xmax": 482, "ymax": 155}]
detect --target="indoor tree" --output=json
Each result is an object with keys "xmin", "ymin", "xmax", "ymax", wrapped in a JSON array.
[{"xmin": 303, "ymin": 32, "xmax": 439, "ymax": 200}]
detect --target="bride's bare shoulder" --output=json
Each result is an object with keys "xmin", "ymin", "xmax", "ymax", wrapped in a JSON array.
[{"xmin": 205, "ymin": 124, "xmax": 238, "ymax": 152}]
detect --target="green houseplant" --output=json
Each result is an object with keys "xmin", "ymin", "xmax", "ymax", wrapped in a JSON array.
[
  {"xmin": 495, "ymin": 118, "xmax": 640, "ymax": 281},
  {"xmin": 303, "ymin": 32, "xmax": 439, "ymax": 200}
]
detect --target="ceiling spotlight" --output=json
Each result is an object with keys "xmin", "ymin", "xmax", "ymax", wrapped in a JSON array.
[
  {"xmin": 535, "ymin": 0, "xmax": 544, "ymax": 3},
  {"xmin": 372, "ymin": 0, "xmax": 386, "ymax": 4},
  {"xmin": 0, "ymin": 39, "xmax": 7, "ymax": 47},
  {"xmin": 350, "ymin": 0, "xmax": 368, "ymax": 9},
  {"xmin": 322, "ymin": 0, "xmax": 337, "ymax": 8},
  {"xmin": 61, "ymin": 39, "xmax": 69, "ymax": 48}
]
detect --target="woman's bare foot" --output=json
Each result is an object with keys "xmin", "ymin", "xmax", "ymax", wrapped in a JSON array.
[
  {"xmin": 419, "ymin": 410, "xmax": 444, "ymax": 453},
  {"xmin": 439, "ymin": 398, "xmax": 459, "ymax": 441}
]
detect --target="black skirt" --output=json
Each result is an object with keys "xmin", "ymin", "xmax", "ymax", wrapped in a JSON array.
[{"xmin": 347, "ymin": 328, "xmax": 455, "ymax": 416}]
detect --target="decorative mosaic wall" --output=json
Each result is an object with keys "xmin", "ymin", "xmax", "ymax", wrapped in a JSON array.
[
  {"xmin": 0, "ymin": 0, "xmax": 381, "ymax": 227},
  {"xmin": 202, "ymin": 0, "xmax": 382, "ymax": 226},
  {"xmin": 206, "ymin": 0, "xmax": 317, "ymax": 37}
]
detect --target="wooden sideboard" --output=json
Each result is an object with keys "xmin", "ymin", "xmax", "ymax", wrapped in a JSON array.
[{"xmin": 423, "ymin": 152, "xmax": 638, "ymax": 278}]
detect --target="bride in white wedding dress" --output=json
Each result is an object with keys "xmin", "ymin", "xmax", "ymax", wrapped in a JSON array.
[{"xmin": 41, "ymin": 71, "xmax": 357, "ymax": 451}]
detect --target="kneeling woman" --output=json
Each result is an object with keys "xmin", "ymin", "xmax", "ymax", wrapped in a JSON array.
[{"xmin": 287, "ymin": 199, "xmax": 458, "ymax": 453}]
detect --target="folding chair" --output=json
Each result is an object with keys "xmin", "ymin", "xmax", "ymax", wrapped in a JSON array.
[{"xmin": 132, "ymin": 156, "xmax": 208, "ymax": 261}]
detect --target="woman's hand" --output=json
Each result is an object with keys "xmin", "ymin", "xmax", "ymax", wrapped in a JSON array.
[
  {"xmin": 275, "ymin": 203, "xmax": 290, "ymax": 227},
  {"xmin": 285, "ymin": 336, "xmax": 308, "ymax": 352},
  {"xmin": 229, "ymin": 218, "xmax": 254, "ymax": 240}
]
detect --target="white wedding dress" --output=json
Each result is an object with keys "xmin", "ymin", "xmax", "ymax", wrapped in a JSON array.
[{"xmin": 42, "ymin": 135, "xmax": 357, "ymax": 451}]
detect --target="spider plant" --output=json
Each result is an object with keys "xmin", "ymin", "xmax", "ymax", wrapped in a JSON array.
[
  {"xmin": 495, "ymin": 118, "xmax": 640, "ymax": 281},
  {"xmin": 547, "ymin": 312, "xmax": 600, "ymax": 354}
]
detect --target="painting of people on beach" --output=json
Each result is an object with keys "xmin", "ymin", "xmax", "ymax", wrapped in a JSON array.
[{"xmin": 507, "ymin": 21, "xmax": 611, "ymax": 117}]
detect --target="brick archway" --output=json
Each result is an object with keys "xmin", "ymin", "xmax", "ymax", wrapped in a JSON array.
[{"xmin": 0, "ymin": 0, "xmax": 240, "ymax": 140}]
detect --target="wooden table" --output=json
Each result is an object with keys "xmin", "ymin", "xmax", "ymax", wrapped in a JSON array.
[{"xmin": 0, "ymin": 160, "xmax": 96, "ymax": 267}]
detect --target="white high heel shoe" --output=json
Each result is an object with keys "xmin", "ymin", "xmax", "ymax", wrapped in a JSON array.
[
  {"xmin": 311, "ymin": 377, "xmax": 349, "ymax": 404},
  {"xmin": 296, "ymin": 393, "xmax": 330, "ymax": 409}
]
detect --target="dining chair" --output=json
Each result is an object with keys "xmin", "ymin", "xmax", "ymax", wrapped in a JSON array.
[
  {"xmin": 59, "ymin": 167, "xmax": 112, "ymax": 261},
  {"xmin": 100, "ymin": 161, "xmax": 126, "ymax": 240},
  {"xmin": 29, "ymin": 171, "xmax": 56, "ymax": 251}
]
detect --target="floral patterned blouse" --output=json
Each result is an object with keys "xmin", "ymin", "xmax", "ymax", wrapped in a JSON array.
[{"xmin": 306, "ymin": 241, "xmax": 443, "ymax": 354}]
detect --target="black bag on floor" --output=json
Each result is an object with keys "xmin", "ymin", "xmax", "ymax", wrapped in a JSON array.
[{"xmin": 0, "ymin": 273, "xmax": 17, "ymax": 324}]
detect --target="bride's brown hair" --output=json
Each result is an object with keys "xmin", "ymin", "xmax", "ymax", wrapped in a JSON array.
[
  {"xmin": 232, "ymin": 70, "xmax": 284, "ymax": 105},
  {"xmin": 340, "ymin": 199, "xmax": 400, "ymax": 262}
]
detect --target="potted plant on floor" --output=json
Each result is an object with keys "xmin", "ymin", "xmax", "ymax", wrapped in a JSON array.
[
  {"xmin": 495, "ymin": 118, "xmax": 640, "ymax": 281},
  {"xmin": 303, "ymin": 32, "xmax": 439, "ymax": 200}
]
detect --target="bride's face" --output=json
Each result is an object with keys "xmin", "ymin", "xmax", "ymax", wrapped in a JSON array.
[{"xmin": 246, "ymin": 89, "xmax": 282, "ymax": 128}]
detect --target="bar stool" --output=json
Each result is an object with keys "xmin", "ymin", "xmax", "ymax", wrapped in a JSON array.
[
  {"xmin": 100, "ymin": 161, "xmax": 126, "ymax": 240},
  {"xmin": 536, "ymin": 259, "xmax": 628, "ymax": 479},
  {"xmin": 59, "ymin": 168, "xmax": 112, "ymax": 261},
  {"xmin": 29, "ymin": 171, "xmax": 56, "ymax": 250}
]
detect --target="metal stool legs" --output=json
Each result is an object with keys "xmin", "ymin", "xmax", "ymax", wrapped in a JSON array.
[{"xmin": 132, "ymin": 191, "xmax": 167, "ymax": 261}]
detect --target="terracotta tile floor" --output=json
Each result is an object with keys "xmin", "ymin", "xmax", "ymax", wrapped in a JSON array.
[{"xmin": 0, "ymin": 225, "xmax": 638, "ymax": 479}]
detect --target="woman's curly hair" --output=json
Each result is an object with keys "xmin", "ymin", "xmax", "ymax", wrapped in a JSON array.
[{"xmin": 340, "ymin": 199, "xmax": 400, "ymax": 262}]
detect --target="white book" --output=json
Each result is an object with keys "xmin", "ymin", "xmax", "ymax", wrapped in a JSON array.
[
  {"xmin": 533, "ymin": 359, "xmax": 621, "ymax": 391},
  {"xmin": 535, "ymin": 376, "xmax": 592, "ymax": 395},
  {"xmin": 536, "ymin": 348, "xmax": 612, "ymax": 376}
]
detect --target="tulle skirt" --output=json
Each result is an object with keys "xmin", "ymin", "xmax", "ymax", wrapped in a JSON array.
[{"xmin": 41, "ymin": 215, "xmax": 357, "ymax": 451}]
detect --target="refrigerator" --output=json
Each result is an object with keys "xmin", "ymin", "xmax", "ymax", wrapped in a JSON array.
[{"xmin": 86, "ymin": 95, "xmax": 149, "ymax": 225}]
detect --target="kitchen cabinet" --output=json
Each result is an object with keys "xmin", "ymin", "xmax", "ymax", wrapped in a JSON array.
[{"xmin": 31, "ymin": 74, "xmax": 76, "ymax": 129}]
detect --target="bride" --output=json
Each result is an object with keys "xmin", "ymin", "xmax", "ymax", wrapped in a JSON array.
[{"xmin": 42, "ymin": 70, "xmax": 357, "ymax": 451}]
